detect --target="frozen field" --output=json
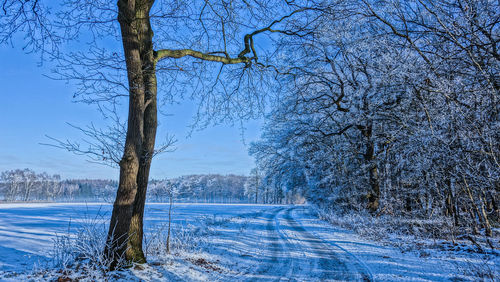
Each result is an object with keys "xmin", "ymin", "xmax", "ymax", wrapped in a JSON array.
[
  {"xmin": 0, "ymin": 203, "xmax": 277, "ymax": 272},
  {"xmin": 0, "ymin": 203, "xmax": 497, "ymax": 281}
]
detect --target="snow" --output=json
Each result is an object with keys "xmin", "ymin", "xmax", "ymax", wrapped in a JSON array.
[
  {"xmin": 289, "ymin": 207, "xmax": 489, "ymax": 281},
  {"xmin": 0, "ymin": 202, "xmax": 276, "ymax": 273},
  {"xmin": 0, "ymin": 203, "xmax": 497, "ymax": 281}
]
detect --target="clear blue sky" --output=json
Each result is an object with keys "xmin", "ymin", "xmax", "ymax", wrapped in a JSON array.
[{"xmin": 0, "ymin": 46, "xmax": 261, "ymax": 180}]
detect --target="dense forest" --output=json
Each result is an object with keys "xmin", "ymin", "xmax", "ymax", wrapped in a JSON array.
[{"xmin": 248, "ymin": 0, "xmax": 499, "ymax": 239}]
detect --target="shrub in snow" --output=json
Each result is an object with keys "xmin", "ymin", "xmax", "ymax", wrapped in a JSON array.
[{"xmin": 45, "ymin": 211, "xmax": 129, "ymax": 280}]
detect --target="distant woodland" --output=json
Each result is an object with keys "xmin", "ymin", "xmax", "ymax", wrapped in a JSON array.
[{"xmin": 0, "ymin": 168, "xmax": 302, "ymax": 203}]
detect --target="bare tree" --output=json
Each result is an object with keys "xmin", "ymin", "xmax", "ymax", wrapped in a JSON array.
[{"xmin": 1, "ymin": 0, "xmax": 319, "ymax": 267}]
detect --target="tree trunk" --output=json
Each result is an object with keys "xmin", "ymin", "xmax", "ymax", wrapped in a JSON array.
[
  {"xmin": 479, "ymin": 197, "xmax": 492, "ymax": 237},
  {"xmin": 360, "ymin": 123, "xmax": 380, "ymax": 212},
  {"xmin": 463, "ymin": 177, "xmax": 492, "ymax": 237},
  {"xmin": 127, "ymin": 1, "xmax": 157, "ymax": 264},
  {"xmin": 106, "ymin": 0, "xmax": 153, "ymax": 268},
  {"xmin": 445, "ymin": 179, "xmax": 459, "ymax": 226},
  {"xmin": 487, "ymin": 190, "xmax": 499, "ymax": 221}
]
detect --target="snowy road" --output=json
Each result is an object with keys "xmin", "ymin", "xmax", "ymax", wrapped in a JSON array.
[{"xmin": 241, "ymin": 206, "xmax": 371, "ymax": 281}]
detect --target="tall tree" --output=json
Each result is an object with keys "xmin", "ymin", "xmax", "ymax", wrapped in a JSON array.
[
  {"xmin": 1, "ymin": 0, "xmax": 317, "ymax": 266},
  {"xmin": 106, "ymin": 0, "xmax": 315, "ymax": 266}
]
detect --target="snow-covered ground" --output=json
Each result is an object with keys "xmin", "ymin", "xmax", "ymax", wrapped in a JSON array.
[
  {"xmin": 0, "ymin": 203, "xmax": 497, "ymax": 281},
  {"xmin": 0, "ymin": 203, "xmax": 276, "ymax": 273}
]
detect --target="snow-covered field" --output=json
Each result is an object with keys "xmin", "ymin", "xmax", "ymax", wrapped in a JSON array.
[
  {"xmin": 0, "ymin": 203, "xmax": 497, "ymax": 281},
  {"xmin": 0, "ymin": 203, "xmax": 276, "ymax": 272}
]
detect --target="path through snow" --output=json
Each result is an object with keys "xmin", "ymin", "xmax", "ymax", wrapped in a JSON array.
[{"xmin": 238, "ymin": 206, "xmax": 371, "ymax": 281}]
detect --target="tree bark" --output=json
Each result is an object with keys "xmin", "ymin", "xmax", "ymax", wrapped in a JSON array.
[
  {"xmin": 127, "ymin": 0, "xmax": 156, "ymax": 264},
  {"xmin": 106, "ymin": 0, "xmax": 150, "ymax": 268},
  {"xmin": 360, "ymin": 123, "xmax": 380, "ymax": 212}
]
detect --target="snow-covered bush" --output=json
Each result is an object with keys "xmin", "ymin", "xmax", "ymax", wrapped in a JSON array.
[{"xmin": 42, "ymin": 210, "xmax": 128, "ymax": 280}]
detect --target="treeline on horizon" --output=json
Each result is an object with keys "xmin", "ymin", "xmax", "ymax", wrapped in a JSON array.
[{"xmin": 0, "ymin": 168, "xmax": 302, "ymax": 204}]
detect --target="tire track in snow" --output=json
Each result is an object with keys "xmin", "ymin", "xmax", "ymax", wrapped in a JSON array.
[
  {"xmin": 283, "ymin": 207, "xmax": 373, "ymax": 281},
  {"xmin": 243, "ymin": 207, "xmax": 295, "ymax": 281},
  {"xmin": 241, "ymin": 206, "xmax": 372, "ymax": 281}
]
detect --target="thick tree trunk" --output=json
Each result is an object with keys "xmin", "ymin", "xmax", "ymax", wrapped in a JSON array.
[
  {"xmin": 127, "ymin": 1, "xmax": 157, "ymax": 264},
  {"xmin": 360, "ymin": 123, "xmax": 380, "ymax": 212},
  {"xmin": 106, "ymin": 0, "xmax": 154, "ymax": 268},
  {"xmin": 128, "ymin": 75, "xmax": 157, "ymax": 263}
]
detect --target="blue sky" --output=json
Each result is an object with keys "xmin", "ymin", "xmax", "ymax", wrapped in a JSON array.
[{"xmin": 0, "ymin": 46, "xmax": 261, "ymax": 180}]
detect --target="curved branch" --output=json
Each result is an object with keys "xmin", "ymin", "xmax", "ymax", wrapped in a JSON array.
[
  {"xmin": 155, "ymin": 48, "xmax": 251, "ymax": 64},
  {"xmin": 155, "ymin": 7, "xmax": 310, "ymax": 66}
]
